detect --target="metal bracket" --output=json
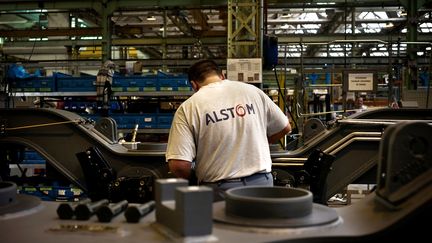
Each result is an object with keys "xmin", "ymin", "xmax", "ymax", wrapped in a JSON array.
[
  {"xmin": 94, "ymin": 117, "xmax": 118, "ymax": 143},
  {"xmin": 376, "ymin": 121, "xmax": 432, "ymax": 208},
  {"xmin": 303, "ymin": 118, "xmax": 326, "ymax": 142},
  {"xmin": 0, "ymin": 119, "xmax": 6, "ymax": 135},
  {"xmin": 303, "ymin": 149, "xmax": 335, "ymax": 204},
  {"xmin": 109, "ymin": 176, "xmax": 154, "ymax": 203},
  {"xmin": 155, "ymin": 178, "xmax": 213, "ymax": 237},
  {"xmin": 76, "ymin": 147, "xmax": 116, "ymax": 201}
]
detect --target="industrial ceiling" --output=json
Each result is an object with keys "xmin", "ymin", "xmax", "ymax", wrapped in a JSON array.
[{"xmin": 0, "ymin": 0, "xmax": 431, "ymax": 71}]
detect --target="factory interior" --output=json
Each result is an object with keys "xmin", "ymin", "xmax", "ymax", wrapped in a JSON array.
[{"xmin": 0, "ymin": 0, "xmax": 431, "ymax": 242}]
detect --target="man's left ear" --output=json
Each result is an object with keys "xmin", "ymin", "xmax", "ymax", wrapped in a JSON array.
[
  {"xmin": 219, "ymin": 73, "xmax": 225, "ymax": 80},
  {"xmin": 191, "ymin": 80, "xmax": 199, "ymax": 91}
]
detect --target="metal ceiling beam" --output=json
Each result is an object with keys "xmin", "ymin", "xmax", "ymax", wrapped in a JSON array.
[
  {"xmin": 0, "ymin": 28, "xmax": 102, "ymax": 37},
  {"xmin": 138, "ymin": 47, "xmax": 162, "ymax": 59},
  {"xmin": 0, "ymin": 0, "xmax": 229, "ymax": 11},
  {"xmin": 1, "ymin": 37, "xmax": 227, "ymax": 47},
  {"xmin": 267, "ymin": 0, "xmax": 403, "ymax": 8},
  {"xmin": 8, "ymin": 55, "xmax": 431, "ymax": 68},
  {"xmin": 267, "ymin": 18, "xmax": 406, "ymax": 25},
  {"xmin": 3, "ymin": 33, "xmax": 430, "ymax": 48},
  {"xmin": 277, "ymin": 34, "xmax": 432, "ymax": 44},
  {"xmin": 0, "ymin": 1, "xmax": 103, "ymax": 11},
  {"xmin": 277, "ymin": 56, "xmax": 432, "ymax": 67},
  {"xmin": 0, "ymin": 0, "xmax": 227, "ymax": 11},
  {"xmin": 0, "ymin": 58, "xmax": 227, "ymax": 69},
  {"xmin": 2, "ymin": 46, "xmax": 67, "ymax": 54},
  {"xmin": 305, "ymin": 10, "xmax": 345, "ymax": 57},
  {"xmin": 191, "ymin": 9, "xmax": 210, "ymax": 32},
  {"xmin": 0, "ymin": 0, "xmax": 406, "ymax": 12},
  {"xmin": 114, "ymin": 36, "xmax": 224, "ymax": 46}
]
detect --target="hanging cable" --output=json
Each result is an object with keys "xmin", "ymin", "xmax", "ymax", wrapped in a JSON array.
[
  {"xmin": 5, "ymin": 119, "xmax": 81, "ymax": 131},
  {"xmin": 273, "ymin": 65, "xmax": 299, "ymax": 134}
]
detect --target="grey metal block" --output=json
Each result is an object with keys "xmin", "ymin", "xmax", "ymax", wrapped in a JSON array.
[{"xmin": 155, "ymin": 178, "xmax": 213, "ymax": 236}]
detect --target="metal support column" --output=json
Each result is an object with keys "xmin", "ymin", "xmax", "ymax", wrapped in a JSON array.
[
  {"xmin": 162, "ymin": 10, "xmax": 168, "ymax": 72},
  {"xmin": 100, "ymin": 4, "xmax": 113, "ymax": 63},
  {"xmin": 401, "ymin": 0, "xmax": 425, "ymax": 90},
  {"xmin": 227, "ymin": 0, "xmax": 261, "ymax": 58}
]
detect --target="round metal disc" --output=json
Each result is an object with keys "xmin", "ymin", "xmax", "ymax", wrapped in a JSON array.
[
  {"xmin": 0, "ymin": 194, "xmax": 41, "ymax": 217},
  {"xmin": 213, "ymin": 201, "xmax": 339, "ymax": 228}
]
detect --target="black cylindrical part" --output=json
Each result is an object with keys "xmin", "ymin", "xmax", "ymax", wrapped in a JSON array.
[
  {"xmin": 56, "ymin": 198, "xmax": 92, "ymax": 219},
  {"xmin": 96, "ymin": 200, "xmax": 128, "ymax": 223},
  {"xmin": 124, "ymin": 200, "xmax": 155, "ymax": 223},
  {"xmin": 75, "ymin": 199, "xmax": 109, "ymax": 220}
]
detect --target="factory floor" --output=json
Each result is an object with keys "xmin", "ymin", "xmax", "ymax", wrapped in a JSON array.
[{"xmin": 327, "ymin": 184, "xmax": 375, "ymax": 207}]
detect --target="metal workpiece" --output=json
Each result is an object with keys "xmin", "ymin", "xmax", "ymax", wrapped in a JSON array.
[
  {"xmin": 96, "ymin": 200, "xmax": 128, "ymax": 223},
  {"xmin": 214, "ymin": 186, "xmax": 338, "ymax": 228},
  {"xmin": 74, "ymin": 199, "xmax": 109, "ymax": 220},
  {"xmin": 226, "ymin": 187, "xmax": 313, "ymax": 219},
  {"xmin": 376, "ymin": 121, "xmax": 432, "ymax": 208},
  {"xmin": 0, "ymin": 108, "xmax": 169, "ymax": 195},
  {"xmin": 271, "ymin": 108, "xmax": 432, "ymax": 202},
  {"xmin": 155, "ymin": 178, "xmax": 213, "ymax": 237},
  {"xmin": 303, "ymin": 118, "xmax": 326, "ymax": 142},
  {"xmin": 56, "ymin": 198, "xmax": 92, "ymax": 220},
  {"xmin": 0, "ymin": 181, "xmax": 17, "ymax": 207},
  {"xmin": 0, "ymin": 181, "xmax": 41, "ymax": 218},
  {"xmin": 124, "ymin": 200, "xmax": 155, "ymax": 223},
  {"xmin": 303, "ymin": 149, "xmax": 335, "ymax": 204},
  {"xmin": 1, "ymin": 122, "xmax": 432, "ymax": 242},
  {"xmin": 93, "ymin": 117, "xmax": 118, "ymax": 143},
  {"xmin": 1, "ymin": 108, "xmax": 432, "ymax": 207}
]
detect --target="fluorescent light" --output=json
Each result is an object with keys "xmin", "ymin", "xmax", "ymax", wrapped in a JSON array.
[
  {"xmin": 147, "ymin": 16, "xmax": 156, "ymax": 21},
  {"xmin": 384, "ymin": 22, "xmax": 394, "ymax": 28}
]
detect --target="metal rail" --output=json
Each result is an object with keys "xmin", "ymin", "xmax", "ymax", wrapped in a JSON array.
[
  {"xmin": 329, "ymin": 137, "xmax": 381, "ymax": 156},
  {"xmin": 324, "ymin": 131, "xmax": 382, "ymax": 154}
]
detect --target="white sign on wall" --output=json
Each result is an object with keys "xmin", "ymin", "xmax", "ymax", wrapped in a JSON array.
[
  {"xmin": 227, "ymin": 58, "xmax": 262, "ymax": 83},
  {"xmin": 348, "ymin": 73, "xmax": 374, "ymax": 91}
]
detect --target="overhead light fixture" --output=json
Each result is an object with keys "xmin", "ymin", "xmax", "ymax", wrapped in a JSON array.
[
  {"xmin": 399, "ymin": 11, "xmax": 407, "ymax": 16},
  {"xmin": 280, "ymin": 13, "xmax": 291, "ymax": 18},
  {"xmin": 39, "ymin": 14, "xmax": 47, "ymax": 21},
  {"xmin": 280, "ymin": 24, "xmax": 290, "ymax": 29},
  {"xmin": 147, "ymin": 16, "xmax": 156, "ymax": 21},
  {"xmin": 384, "ymin": 22, "xmax": 394, "ymax": 28}
]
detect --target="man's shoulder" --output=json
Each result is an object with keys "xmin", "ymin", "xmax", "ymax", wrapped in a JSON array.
[{"xmin": 225, "ymin": 79, "xmax": 261, "ymax": 89}]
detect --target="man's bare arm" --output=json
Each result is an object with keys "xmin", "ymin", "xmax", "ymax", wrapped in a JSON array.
[
  {"xmin": 268, "ymin": 123, "xmax": 292, "ymax": 144},
  {"xmin": 168, "ymin": 159, "xmax": 192, "ymax": 179}
]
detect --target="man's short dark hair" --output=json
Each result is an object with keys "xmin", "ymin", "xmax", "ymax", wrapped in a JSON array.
[{"xmin": 188, "ymin": 59, "xmax": 222, "ymax": 83}]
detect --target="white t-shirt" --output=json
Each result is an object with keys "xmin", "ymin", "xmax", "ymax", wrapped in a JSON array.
[{"xmin": 165, "ymin": 80, "xmax": 288, "ymax": 183}]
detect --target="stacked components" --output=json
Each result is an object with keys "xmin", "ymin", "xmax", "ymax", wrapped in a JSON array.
[
  {"xmin": 8, "ymin": 71, "xmax": 191, "ymax": 93},
  {"xmin": 7, "ymin": 71, "xmax": 191, "ymax": 130}
]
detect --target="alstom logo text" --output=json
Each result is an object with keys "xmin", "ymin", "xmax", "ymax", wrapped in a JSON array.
[{"xmin": 205, "ymin": 103, "xmax": 255, "ymax": 125}]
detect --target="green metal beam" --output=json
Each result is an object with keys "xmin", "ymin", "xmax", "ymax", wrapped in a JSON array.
[
  {"xmin": 227, "ymin": 0, "xmax": 261, "ymax": 58},
  {"xmin": 3, "ymin": 56, "xmax": 431, "ymax": 68},
  {"xmin": 0, "ymin": 0, "xmax": 415, "ymax": 12},
  {"xmin": 277, "ymin": 34, "xmax": 432, "ymax": 44},
  {"xmin": 0, "ymin": 1, "xmax": 102, "ymax": 12},
  {"xmin": 0, "ymin": 0, "xmax": 228, "ymax": 12},
  {"xmin": 1, "ymin": 37, "xmax": 227, "ymax": 47},
  {"xmin": 3, "ymin": 34, "xmax": 431, "ymax": 48},
  {"xmin": 0, "ymin": 28, "xmax": 101, "ymax": 37},
  {"xmin": 101, "ymin": 4, "xmax": 112, "ymax": 62},
  {"xmin": 267, "ymin": 0, "xmax": 403, "ymax": 8}
]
